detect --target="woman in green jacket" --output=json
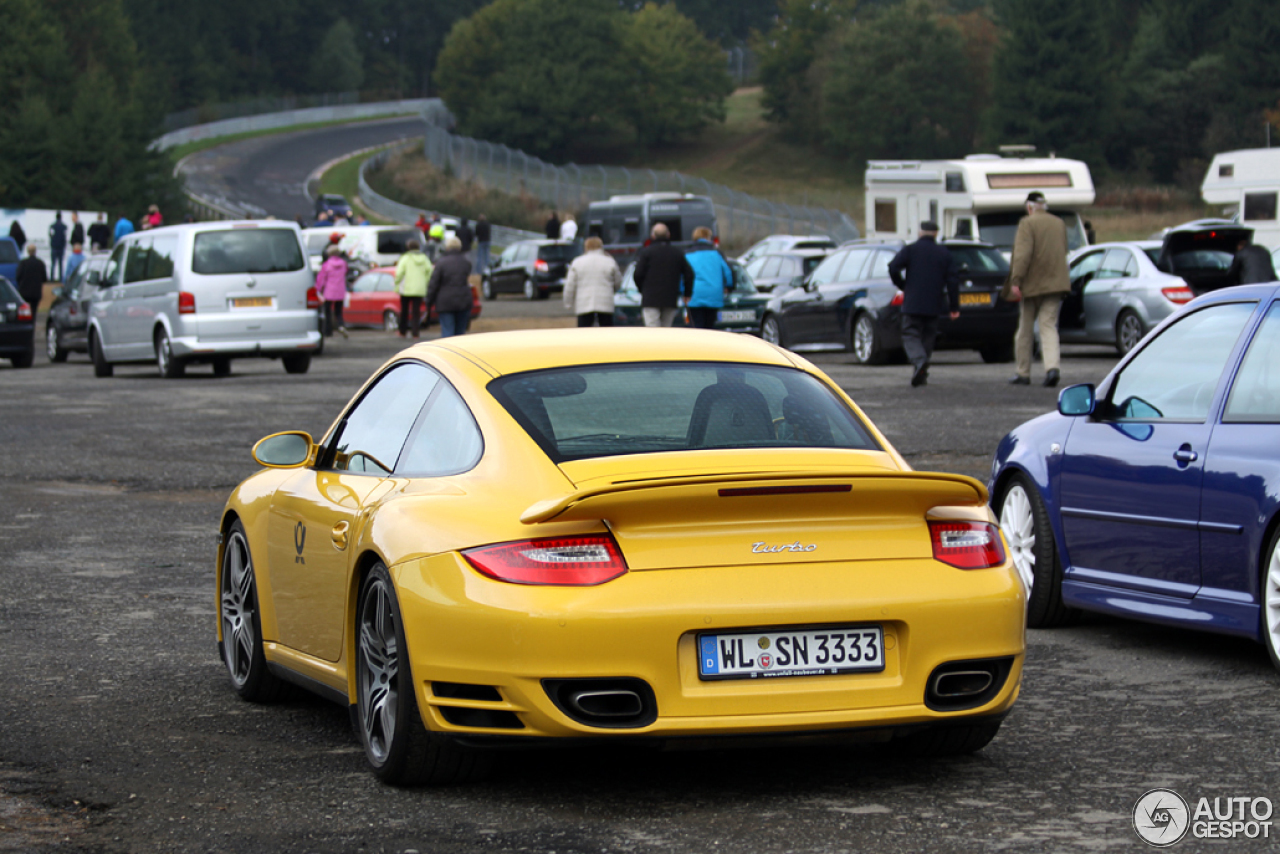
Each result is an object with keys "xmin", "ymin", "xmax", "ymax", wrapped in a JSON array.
[{"xmin": 394, "ymin": 239, "xmax": 434, "ymax": 338}]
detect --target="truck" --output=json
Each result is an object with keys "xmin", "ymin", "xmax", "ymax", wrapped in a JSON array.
[
  {"xmin": 863, "ymin": 148, "xmax": 1095, "ymax": 254},
  {"xmin": 1201, "ymin": 148, "xmax": 1280, "ymax": 248},
  {"xmin": 585, "ymin": 193, "xmax": 717, "ymax": 262}
]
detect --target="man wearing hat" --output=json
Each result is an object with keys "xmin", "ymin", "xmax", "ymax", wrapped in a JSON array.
[
  {"xmin": 888, "ymin": 220, "xmax": 959, "ymax": 387},
  {"xmin": 1003, "ymin": 191, "xmax": 1070, "ymax": 387}
]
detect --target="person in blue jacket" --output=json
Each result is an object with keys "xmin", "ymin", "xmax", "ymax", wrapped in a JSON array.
[
  {"xmin": 684, "ymin": 227, "xmax": 733, "ymax": 330},
  {"xmin": 114, "ymin": 216, "xmax": 135, "ymax": 244}
]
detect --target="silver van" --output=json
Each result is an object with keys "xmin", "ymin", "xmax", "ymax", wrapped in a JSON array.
[{"xmin": 88, "ymin": 221, "xmax": 321, "ymax": 378}]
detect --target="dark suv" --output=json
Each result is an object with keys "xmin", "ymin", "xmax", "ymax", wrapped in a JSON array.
[
  {"xmin": 314, "ymin": 194, "xmax": 353, "ymax": 220},
  {"xmin": 46, "ymin": 252, "xmax": 110, "ymax": 362},
  {"xmin": 759, "ymin": 239, "xmax": 1019, "ymax": 364},
  {"xmin": 482, "ymin": 240, "xmax": 581, "ymax": 300}
]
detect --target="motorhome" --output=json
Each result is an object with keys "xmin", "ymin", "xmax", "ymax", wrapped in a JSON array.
[
  {"xmin": 585, "ymin": 193, "xmax": 717, "ymax": 261},
  {"xmin": 863, "ymin": 150, "xmax": 1095, "ymax": 253},
  {"xmin": 1201, "ymin": 148, "xmax": 1280, "ymax": 247}
]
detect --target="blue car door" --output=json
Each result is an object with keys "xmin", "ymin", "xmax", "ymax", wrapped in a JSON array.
[{"xmin": 1056, "ymin": 301, "xmax": 1256, "ymax": 598}]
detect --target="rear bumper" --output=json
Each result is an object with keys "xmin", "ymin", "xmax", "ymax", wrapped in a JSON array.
[
  {"xmin": 170, "ymin": 329, "xmax": 321, "ymax": 358},
  {"xmin": 0, "ymin": 325, "xmax": 35, "ymax": 355}
]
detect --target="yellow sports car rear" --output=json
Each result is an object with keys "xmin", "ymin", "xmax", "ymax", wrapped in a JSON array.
[{"xmin": 216, "ymin": 328, "xmax": 1024, "ymax": 785}]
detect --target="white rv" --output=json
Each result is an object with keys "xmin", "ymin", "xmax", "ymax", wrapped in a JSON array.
[
  {"xmin": 1201, "ymin": 148, "xmax": 1280, "ymax": 248},
  {"xmin": 864, "ymin": 151, "xmax": 1095, "ymax": 253}
]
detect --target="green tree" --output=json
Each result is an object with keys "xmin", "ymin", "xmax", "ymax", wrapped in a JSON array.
[
  {"xmin": 311, "ymin": 19, "xmax": 364, "ymax": 91},
  {"xmin": 623, "ymin": 3, "xmax": 734, "ymax": 147},
  {"xmin": 820, "ymin": 2, "xmax": 973, "ymax": 166},
  {"xmin": 752, "ymin": 0, "xmax": 852, "ymax": 142},
  {"xmin": 435, "ymin": 0, "xmax": 629, "ymax": 159},
  {"xmin": 985, "ymin": 0, "xmax": 1111, "ymax": 165}
]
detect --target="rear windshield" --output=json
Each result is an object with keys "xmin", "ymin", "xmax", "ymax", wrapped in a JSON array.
[
  {"xmin": 193, "ymin": 229, "xmax": 306, "ymax": 275},
  {"xmin": 538, "ymin": 244, "xmax": 581, "ymax": 262},
  {"xmin": 802, "ymin": 256, "xmax": 826, "ymax": 275},
  {"xmin": 948, "ymin": 246, "xmax": 1009, "ymax": 272},
  {"xmin": 489, "ymin": 362, "xmax": 878, "ymax": 462},
  {"xmin": 793, "ymin": 240, "xmax": 836, "ymax": 251},
  {"xmin": 977, "ymin": 211, "xmax": 1087, "ymax": 252},
  {"xmin": 1168, "ymin": 250, "xmax": 1233, "ymax": 272},
  {"xmin": 322, "ymin": 195, "xmax": 347, "ymax": 205},
  {"xmin": 0, "ymin": 242, "xmax": 18, "ymax": 264},
  {"xmin": 377, "ymin": 229, "xmax": 421, "ymax": 254},
  {"xmin": 0, "ymin": 277, "xmax": 18, "ymax": 302}
]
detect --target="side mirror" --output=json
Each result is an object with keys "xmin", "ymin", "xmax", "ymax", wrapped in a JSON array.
[
  {"xmin": 252, "ymin": 431, "xmax": 315, "ymax": 468},
  {"xmin": 788, "ymin": 275, "xmax": 804, "ymax": 291},
  {"xmin": 1058, "ymin": 384, "xmax": 1096, "ymax": 417}
]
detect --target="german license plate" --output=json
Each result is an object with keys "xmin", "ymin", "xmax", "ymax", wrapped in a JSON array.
[
  {"xmin": 718, "ymin": 309, "xmax": 756, "ymax": 323},
  {"xmin": 231, "ymin": 296, "xmax": 273, "ymax": 308},
  {"xmin": 698, "ymin": 625, "xmax": 884, "ymax": 680},
  {"xmin": 959, "ymin": 292, "xmax": 993, "ymax": 307}
]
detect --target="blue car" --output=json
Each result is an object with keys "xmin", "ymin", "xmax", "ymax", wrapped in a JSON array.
[
  {"xmin": 989, "ymin": 283, "xmax": 1280, "ymax": 668},
  {"xmin": 0, "ymin": 236, "xmax": 19, "ymax": 285}
]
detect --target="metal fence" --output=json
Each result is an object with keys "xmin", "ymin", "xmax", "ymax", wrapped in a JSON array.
[
  {"xmin": 419, "ymin": 109, "xmax": 859, "ymax": 249},
  {"xmin": 162, "ymin": 92, "xmax": 365, "ymax": 133}
]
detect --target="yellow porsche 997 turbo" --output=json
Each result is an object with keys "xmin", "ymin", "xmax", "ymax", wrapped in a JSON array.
[{"xmin": 216, "ymin": 328, "xmax": 1024, "ymax": 785}]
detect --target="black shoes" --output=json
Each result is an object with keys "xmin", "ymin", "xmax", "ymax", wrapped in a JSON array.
[
  {"xmin": 1044, "ymin": 369, "xmax": 1060, "ymax": 387},
  {"xmin": 911, "ymin": 364, "xmax": 929, "ymax": 387},
  {"xmin": 1008, "ymin": 375, "xmax": 1030, "ymax": 385}
]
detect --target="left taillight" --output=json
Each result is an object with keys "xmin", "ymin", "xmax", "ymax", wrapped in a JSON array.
[
  {"xmin": 306, "ymin": 286, "xmax": 321, "ymax": 309},
  {"xmin": 463, "ymin": 535, "xmax": 628, "ymax": 586},
  {"xmin": 890, "ymin": 290, "xmax": 904, "ymax": 307},
  {"xmin": 929, "ymin": 521, "xmax": 1006, "ymax": 570},
  {"xmin": 178, "ymin": 291, "xmax": 196, "ymax": 314},
  {"xmin": 16, "ymin": 302, "xmax": 32, "ymax": 321}
]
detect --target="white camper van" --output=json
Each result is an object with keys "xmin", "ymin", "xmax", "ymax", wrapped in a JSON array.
[
  {"xmin": 1201, "ymin": 148, "xmax": 1280, "ymax": 248},
  {"xmin": 864, "ymin": 150, "xmax": 1095, "ymax": 253}
]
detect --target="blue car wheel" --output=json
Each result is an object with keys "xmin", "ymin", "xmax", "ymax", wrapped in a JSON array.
[{"xmin": 997, "ymin": 475, "xmax": 1077, "ymax": 628}]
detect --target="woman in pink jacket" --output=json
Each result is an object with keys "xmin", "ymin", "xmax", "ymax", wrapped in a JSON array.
[{"xmin": 316, "ymin": 244, "xmax": 349, "ymax": 338}]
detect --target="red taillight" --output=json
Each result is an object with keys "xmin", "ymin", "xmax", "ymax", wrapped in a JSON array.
[
  {"xmin": 534, "ymin": 258, "xmax": 549, "ymax": 273},
  {"xmin": 890, "ymin": 290, "xmax": 904, "ymax": 307},
  {"xmin": 16, "ymin": 302, "xmax": 32, "ymax": 321},
  {"xmin": 306, "ymin": 287, "xmax": 321, "ymax": 309},
  {"xmin": 928, "ymin": 521, "xmax": 1006, "ymax": 570},
  {"xmin": 713, "ymin": 236, "xmax": 720, "ymax": 246},
  {"xmin": 1162, "ymin": 286, "xmax": 1194, "ymax": 304},
  {"xmin": 178, "ymin": 291, "xmax": 196, "ymax": 314},
  {"xmin": 463, "ymin": 535, "xmax": 628, "ymax": 586}
]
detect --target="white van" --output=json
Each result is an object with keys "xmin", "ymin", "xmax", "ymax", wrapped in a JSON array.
[
  {"xmin": 864, "ymin": 150, "xmax": 1096, "ymax": 253},
  {"xmin": 87, "ymin": 221, "xmax": 321, "ymax": 378},
  {"xmin": 302, "ymin": 225, "xmax": 434, "ymax": 273},
  {"xmin": 1201, "ymin": 148, "xmax": 1280, "ymax": 248}
]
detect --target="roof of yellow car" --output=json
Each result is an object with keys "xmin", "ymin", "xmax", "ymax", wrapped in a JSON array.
[{"xmin": 420, "ymin": 327, "xmax": 797, "ymax": 376}]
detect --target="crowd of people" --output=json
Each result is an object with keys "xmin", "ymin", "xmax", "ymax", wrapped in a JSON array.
[{"xmin": 6, "ymin": 205, "xmax": 174, "ymax": 287}]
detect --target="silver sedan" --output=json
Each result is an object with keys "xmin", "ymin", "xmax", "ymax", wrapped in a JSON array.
[{"xmin": 1060, "ymin": 240, "xmax": 1194, "ymax": 355}]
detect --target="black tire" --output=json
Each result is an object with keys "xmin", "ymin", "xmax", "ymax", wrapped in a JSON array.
[
  {"xmin": 47, "ymin": 325, "xmax": 68, "ymax": 363},
  {"xmin": 156, "ymin": 328, "xmax": 185, "ymax": 378},
  {"xmin": 893, "ymin": 721, "xmax": 1003, "ymax": 757},
  {"xmin": 383, "ymin": 310, "xmax": 399, "ymax": 333},
  {"xmin": 212, "ymin": 357, "xmax": 232, "ymax": 377},
  {"xmin": 1261, "ymin": 526, "xmax": 1280, "ymax": 673},
  {"xmin": 537, "ymin": 287, "xmax": 551, "ymax": 300},
  {"xmin": 355, "ymin": 564, "xmax": 495, "ymax": 786},
  {"xmin": 1115, "ymin": 309, "xmax": 1145, "ymax": 356},
  {"xmin": 90, "ymin": 330, "xmax": 113, "ymax": 377},
  {"xmin": 997, "ymin": 474, "xmax": 1078, "ymax": 628},
  {"xmin": 851, "ymin": 313, "xmax": 887, "ymax": 365},
  {"xmin": 11, "ymin": 349, "xmax": 33, "ymax": 368},
  {"xmin": 481, "ymin": 277, "xmax": 495, "ymax": 301},
  {"xmin": 282, "ymin": 354, "xmax": 311, "ymax": 375},
  {"xmin": 979, "ymin": 342, "xmax": 1015, "ymax": 364},
  {"xmin": 219, "ymin": 521, "xmax": 290, "ymax": 702}
]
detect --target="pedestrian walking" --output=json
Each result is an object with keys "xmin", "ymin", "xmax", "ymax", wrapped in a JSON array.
[
  {"xmin": 394, "ymin": 238, "xmax": 433, "ymax": 339},
  {"xmin": 70, "ymin": 213, "xmax": 84, "ymax": 247},
  {"xmin": 315, "ymin": 245, "xmax": 349, "ymax": 339},
  {"xmin": 888, "ymin": 221, "xmax": 960, "ymax": 387},
  {"xmin": 87, "ymin": 213, "xmax": 110, "ymax": 250},
  {"xmin": 684, "ymin": 227, "xmax": 733, "ymax": 330},
  {"xmin": 425, "ymin": 237, "xmax": 473, "ymax": 338},
  {"xmin": 563, "ymin": 237, "xmax": 621, "ymax": 327},
  {"xmin": 8, "ymin": 219, "xmax": 25, "ymax": 251},
  {"xmin": 114, "ymin": 216, "xmax": 134, "ymax": 243},
  {"xmin": 475, "ymin": 214, "xmax": 492, "ymax": 275},
  {"xmin": 16, "ymin": 243, "xmax": 47, "ymax": 311},
  {"xmin": 1228, "ymin": 235, "xmax": 1276, "ymax": 285},
  {"xmin": 64, "ymin": 243, "xmax": 86, "ymax": 283},
  {"xmin": 1004, "ymin": 192, "xmax": 1071, "ymax": 387},
  {"xmin": 415, "ymin": 212, "xmax": 430, "ymax": 234},
  {"xmin": 544, "ymin": 211, "xmax": 560, "ymax": 240},
  {"xmin": 48, "ymin": 212, "xmax": 67, "ymax": 281},
  {"xmin": 559, "ymin": 214, "xmax": 577, "ymax": 242},
  {"xmin": 633, "ymin": 223, "xmax": 694, "ymax": 328},
  {"xmin": 427, "ymin": 214, "xmax": 445, "ymax": 257},
  {"xmin": 456, "ymin": 218, "xmax": 475, "ymax": 256}
]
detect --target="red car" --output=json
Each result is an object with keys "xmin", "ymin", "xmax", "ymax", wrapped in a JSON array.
[{"xmin": 345, "ymin": 266, "xmax": 482, "ymax": 331}]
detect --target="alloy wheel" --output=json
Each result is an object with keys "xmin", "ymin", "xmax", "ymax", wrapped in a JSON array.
[
  {"xmin": 358, "ymin": 576, "xmax": 400, "ymax": 765},
  {"xmin": 999, "ymin": 483, "xmax": 1037, "ymax": 596}
]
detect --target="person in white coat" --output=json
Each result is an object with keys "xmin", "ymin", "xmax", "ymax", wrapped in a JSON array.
[{"xmin": 562, "ymin": 236, "xmax": 621, "ymax": 327}]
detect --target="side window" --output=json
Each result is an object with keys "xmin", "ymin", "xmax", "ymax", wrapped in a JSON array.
[
  {"xmin": 1224, "ymin": 301, "xmax": 1280, "ymax": 423},
  {"xmin": 838, "ymin": 249, "xmax": 872, "ymax": 281},
  {"xmin": 149, "ymin": 235, "xmax": 177, "ymax": 279},
  {"xmin": 1098, "ymin": 249, "xmax": 1134, "ymax": 279},
  {"xmin": 124, "ymin": 239, "xmax": 152, "ymax": 284},
  {"xmin": 759, "ymin": 257, "xmax": 781, "ymax": 279},
  {"xmin": 808, "ymin": 251, "xmax": 847, "ymax": 287},
  {"xmin": 102, "ymin": 243, "xmax": 127, "ymax": 287},
  {"xmin": 351, "ymin": 273, "xmax": 378, "ymax": 293},
  {"xmin": 874, "ymin": 200, "xmax": 897, "ymax": 233},
  {"xmin": 1244, "ymin": 192, "xmax": 1278, "ymax": 222},
  {"xmin": 398, "ymin": 382, "xmax": 484, "ymax": 476},
  {"xmin": 329, "ymin": 363, "xmax": 441, "ymax": 474},
  {"xmin": 866, "ymin": 250, "xmax": 893, "ymax": 280},
  {"xmin": 1070, "ymin": 250, "xmax": 1105, "ymax": 283},
  {"xmin": 500, "ymin": 247, "xmax": 517, "ymax": 266},
  {"xmin": 623, "ymin": 219, "xmax": 640, "ymax": 240},
  {"xmin": 1109, "ymin": 302, "xmax": 1255, "ymax": 421},
  {"xmin": 745, "ymin": 257, "xmax": 767, "ymax": 278}
]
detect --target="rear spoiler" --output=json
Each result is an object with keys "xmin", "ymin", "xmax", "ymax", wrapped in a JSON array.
[{"xmin": 520, "ymin": 470, "xmax": 988, "ymax": 525}]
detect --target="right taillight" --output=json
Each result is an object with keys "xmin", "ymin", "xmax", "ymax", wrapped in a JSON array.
[
  {"xmin": 534, "ymin": 258, "xmax": 549, "ymax": 273},
  {"xmin": 306, "ymin": 287, "xmax": 321, "ymax": 309},
  {"xmin": 890, "ymin": 290, "xmax": 904, "ymax": 307},
  {"xmin": 463, "ymin": 535, "xmax": 628, "ymax": 586},
  {"xmin": 929, "ymin": 521, "xmax": 1006, "ymax": 570},
  {"xmin": 16, "ymin": 302, "xmax": 32, "ymax": 321},
  {"xmin": 178, "ymin": 291, "xmax": 196, "ymax": 314},
  {"xmin": 1162, "ymin": 286, "xmax": 1194, "ymax": 304}
]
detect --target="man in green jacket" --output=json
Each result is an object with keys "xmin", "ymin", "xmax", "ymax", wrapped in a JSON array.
[
  {"xmin": 394, "ymin": 239, "xmax": 434, "ymax": 338},
  {"xmin": 1005, "ymin": 192, "xmax": 1070, "ymax": 387}
]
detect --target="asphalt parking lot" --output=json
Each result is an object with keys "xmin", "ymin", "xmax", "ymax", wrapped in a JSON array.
[{"xmin": 2, "ymin": 313, "xmax": 1278, "ymax": 853}]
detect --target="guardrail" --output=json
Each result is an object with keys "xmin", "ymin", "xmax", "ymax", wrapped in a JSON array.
[{"xmin": 154, "ymin": 99, "xmax": 437, "ymax": 152}]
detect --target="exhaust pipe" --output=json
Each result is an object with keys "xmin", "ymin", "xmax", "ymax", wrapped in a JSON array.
[
  {"xmin": 930, "ymin": 670, "xmax": 994, "ymax": 699},
  {"xmin": 924, "ymin": 657, "xmax": 1014, "ymax": 711},
  {"xmin": 542, "ymin": 677, "xmax": 658, "ymax": 728},
  {"xmin": 566, "ymin": 689, "xmax": 644, "ymax": 719}
]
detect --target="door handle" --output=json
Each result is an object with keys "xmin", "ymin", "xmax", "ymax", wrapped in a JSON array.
[
  {"xmin": 331, "ymin": 521, "xmax": 350, "ymax": 550},
  {"xmin": 1173, "ymin": 445, "xmax": 1198, "ymax": 464}
]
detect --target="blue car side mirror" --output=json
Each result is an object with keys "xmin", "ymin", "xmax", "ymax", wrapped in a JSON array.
[{"xmin": 1058, "ymin": 384, "xmax": 1096, "ymax": 417}]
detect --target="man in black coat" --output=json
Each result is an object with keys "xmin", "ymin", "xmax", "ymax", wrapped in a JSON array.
[
  {"xmin": 544, "ymin": 212, "xmax": 560, "ymax": 240},
  {"xmin": 87, "ymin": 213, "xmax": 110, "ymax": 251},
  {"xmin": 48, "ymin": 212, "xmax": 67, "ymax": 282},
  {"xmin": 15, "ymin": 243, "xmax": 48, "ymax": 310},
  {"xmin": 633, "ymin": 223, "xmax": 694, "ymax": 327},
  {"xmin": 1229, "ymin": 236, "xmax": 1277, "ymax": 285},
  {"xmin": 888, "ymin": 221, "xmax": 959, "ymax": 387}
]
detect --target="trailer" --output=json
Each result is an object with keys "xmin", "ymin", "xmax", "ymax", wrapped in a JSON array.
[
  {"xmin": 1201, "ymin": 148, "xmax": 1280, "ymax": 248},
  {"xmin": 864, "ymin": 150, "xmax": 1095, "ymax": 253}
]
